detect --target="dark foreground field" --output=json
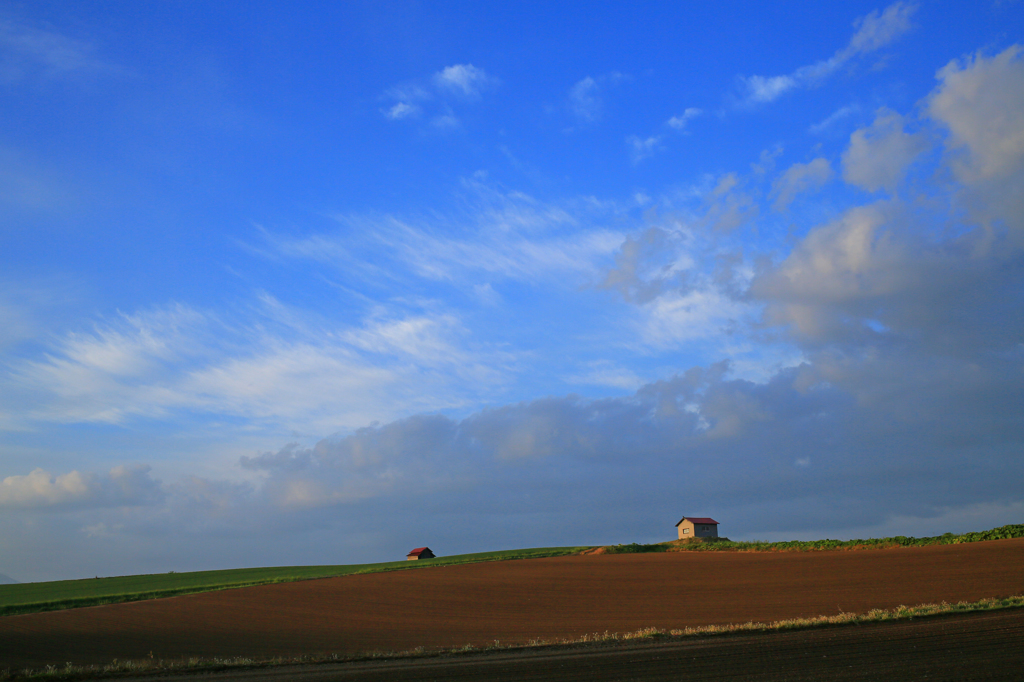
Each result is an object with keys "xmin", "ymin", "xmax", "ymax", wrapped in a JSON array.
[
  {"xmin": 115, "ymin": 608, "xmax": 1024, "ymax": 681},
  {"xmin": 2, "ymin": 538, "xmax": 1023, "ymax": 674}
]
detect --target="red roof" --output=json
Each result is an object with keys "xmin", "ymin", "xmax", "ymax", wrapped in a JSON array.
[
  {"xmin": 675, "ymin": 517, "xmax": 719, "ymax": 526},
  {"xmin": 406, "ymin": 547, "xmax": 432, "ymax": 556}
]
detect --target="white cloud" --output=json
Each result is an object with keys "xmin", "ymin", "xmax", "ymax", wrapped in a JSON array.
[
  {"xmin": 431, "ymin": 112, "xmax": 460, "ymax": 128},
  {"xmin": 569, "ymin": 76, "xmax": 600, "ymax": 123},
  {"xmin": 290, "ymin": 184, "xmax": 625, "ymax": 285},
  {"xmin": 383, "ymin": 102, "xmax": 417, "ymax": 120},
  {"xmin": 0, "ymin": 465, "xmax": 160, "ymax": 510},
  {"xmin": 739, "ymin": 2, "xmax": 916, "ymax": 105},
  {"xmin": 562, "ymin": 360, "xmax": 645, "ymax": 391},
  {"xmin": 639, "ymin": 287, "xmax": 753, "ymax": 350},
  {"xmin": 0, "ymin": 18, "xmax": 116, "ymax": 82},
  {"xmin": 1, "ymin": 300, "xmax": 506, "ymax": 434},
  {"xmin": 667, "ymin": 108, "xmax": 702, "ymax": 130},
  {"xmin": 599, "ymin": 226, "xmax": 694, "ymax": 304},
  {"xmin": 433, "ymin": 63, "xmax": 494, "ymax": 97},
  {"xmin": 809, "ymin": 104, "xmax": 858, "ymax": 134},
  {"xmin": 753, "ymin": 202, "xmax": 901, "ymax": 341},
  {"xmin": 927, "ymin": 45, "xmax": 1024, "ymax": 240},
  {"xmin": 390, "ymin": 219, "xmax": 622, "ymax": 282},
  {"xmin": 566, "ymin": 72, "xmax": 627, "ymax": 125},
  {"xmin": 233, "ymin": 352, "xmax": 1024, "ymax": 540},
  {"xmin": 842, "ymin": 108, "xmax": 928, "ymax": 193},
  {"xmin": 700, "ymin": 173, "xmax": 758, "ymax": 233},
  {"xmin": 927, "ymin": 45, "xmax": 1024, "ymax": 189},
  {"xmin": 381, "ymin": 65, "xmax": 494, "ymax": 123},
  {"xmin": 839, "ymin": 1, "xmax": 917, "ymax": 61},
  {"xmin": 772, "ymin": 157, "xmax": 832, "ymax": 210},
  {"xmin": 628, "ymin": 134, "xmax": 662, "ymax": 163},
  {"xmin": 740, "ymin": 74, "xmax": 799, "ymax": 104}
]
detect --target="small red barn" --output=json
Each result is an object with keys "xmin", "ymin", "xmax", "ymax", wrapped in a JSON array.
[{"xmin": 406, "ymin": 547, "xmax": 436, "ymax": 561}]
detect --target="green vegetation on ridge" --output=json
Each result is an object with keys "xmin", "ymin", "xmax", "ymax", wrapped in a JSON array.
[
  {"xmin": 0, "ymin": 546, "xmax": 590, "ymax": 617},
  {"xmin": 605, "ymin": 523, "xmax": 1024, "ymax": 554}
]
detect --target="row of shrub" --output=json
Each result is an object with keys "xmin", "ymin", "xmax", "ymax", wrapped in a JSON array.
[{"xmin": 604, "ymin": 523, "xmax": 1024, "ymax": 554}]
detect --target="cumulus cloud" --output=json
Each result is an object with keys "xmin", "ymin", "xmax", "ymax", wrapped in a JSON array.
[
  {"xmin": 0, "ymin": 465, "xmax": 161, "ymax": 510},
  {"xmin": 667, "ymin": 108, "xmax": 702, "ymax": 130},
  {"xmin": 842, "ymin": 108, "xmax": 928, "ymax": 193},
  {"xmin": 598, "ymin": 226, "xmax": 699, "ymax": 304},
  {"xmin": 232, "ymin": 353, "xmax": 1023, "ymax": 542},
  {"xmin": 928, "ymin": 45, "xmax": 1024, "ymax": 184},
  {"xmin": 433, "ymin": 64, "xmax": 495, "ymax": 97},
  {"xmin": 639, "ymin": 287, "xmax": 753, "ymax": 350},
  {"xmin": 927, "ymin": 45, "xmax": 1024, "ymax": 237},
  {"xmin": 699, "ymin": 173, "xmax": 758, "ymax": 233},
  {"xmin": 772, "ymin": 157, "xmax": 832, "ymax": 210},
  {"xmin": 739, "ymin": 2, "xmax": 916, "ymax": 105}
]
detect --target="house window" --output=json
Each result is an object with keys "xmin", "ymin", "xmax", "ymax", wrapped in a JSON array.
[{"xmin": 682, "ymin": 528, "xmax": 690, "ymax": 534}]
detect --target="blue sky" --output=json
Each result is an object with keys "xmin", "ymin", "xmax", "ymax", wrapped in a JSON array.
[{"xmin": 2, "ymin": 1, "xmax": 1023, "ymax": 582}]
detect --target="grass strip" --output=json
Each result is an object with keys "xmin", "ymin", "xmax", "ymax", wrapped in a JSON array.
[
  {"xmin": 3, "ymin": 594, "xmax": 1022, "ymax": 680},
  {"xmin": 0, "ymin": 547, "xmax": 591, "ymax": 617},
  {"xmin": 604, "ymin": 522, "xmax": 1024, "ymax": 554}
]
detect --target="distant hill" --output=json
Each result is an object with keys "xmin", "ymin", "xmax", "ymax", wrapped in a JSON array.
[{"xmin": 0, "ymin": 574, "xmax": 19, "ymax": 585}]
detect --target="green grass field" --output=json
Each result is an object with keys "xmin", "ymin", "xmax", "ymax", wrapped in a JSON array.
[{"xmin": 0, "ymin": 546, "xmax": 592, "ymax": 617}]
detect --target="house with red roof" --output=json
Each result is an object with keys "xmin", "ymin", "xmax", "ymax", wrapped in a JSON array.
[
  {"xmin": 675, "ymin": 517, "xmax": 719, "ymax": 540},
  {"xmin": 406, "ymin": 547, "xmax": 435, "ymax": 560}
]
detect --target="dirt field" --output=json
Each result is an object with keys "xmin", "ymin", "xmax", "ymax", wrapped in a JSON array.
[
  {"xmin": 114, "ymin": 608, "xmax": 1024, "ymax": 681},
  {"xmin": 2, "ymin": 538, "xmax": 1023, "ymax": 671}
]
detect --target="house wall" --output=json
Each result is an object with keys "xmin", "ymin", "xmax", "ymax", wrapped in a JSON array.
[{"xmin": 677, "ymin": 520, "xmax": 719, "ymax": 539}]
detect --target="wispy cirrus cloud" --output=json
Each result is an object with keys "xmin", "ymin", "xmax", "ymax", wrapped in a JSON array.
[
  {"xmin": 627, "ymin": 135, "xmax": 663, "ymax": 163},
  {"xmin": 809, "ymin": 104, "xmax": 859, "ymax": 134},
  {"xmin": 0, "ymin": 18, "xmax": 118, "ymax": 83},
  {"xmin": 382, "ymin": 63, "xmax": 497, "ymax": 124},
  {"xmin": 270, "ymin": 181, "xmax": 624, "ymax": 285},
  {"xmin": 626, "ymin": 108, "xmax": 703, "ymax": 163},
  {"xmin": 566, "ymin": 72, "xmax": 627, "ymax": 126},
  {"xmin": 738, "ymin": 2, "xmax": 917, "ymax": 105},
  {"xmin": 1, "ymin": 297, "xmax": 506, "ymax": 435}
]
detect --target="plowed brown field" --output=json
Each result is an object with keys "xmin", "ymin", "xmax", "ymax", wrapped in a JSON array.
[{"xmin": 3, "ymin": 538, "xmax": 1023, "ymax": 671}]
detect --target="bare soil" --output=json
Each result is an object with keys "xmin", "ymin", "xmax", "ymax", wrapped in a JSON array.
[
  {"xmin": 2, "ymin": 538, "xmax": 1023, "ymax": 672},
  {"xmin": 117, "ymin": 608, "xmax": 1024, "ymax": 681}
]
